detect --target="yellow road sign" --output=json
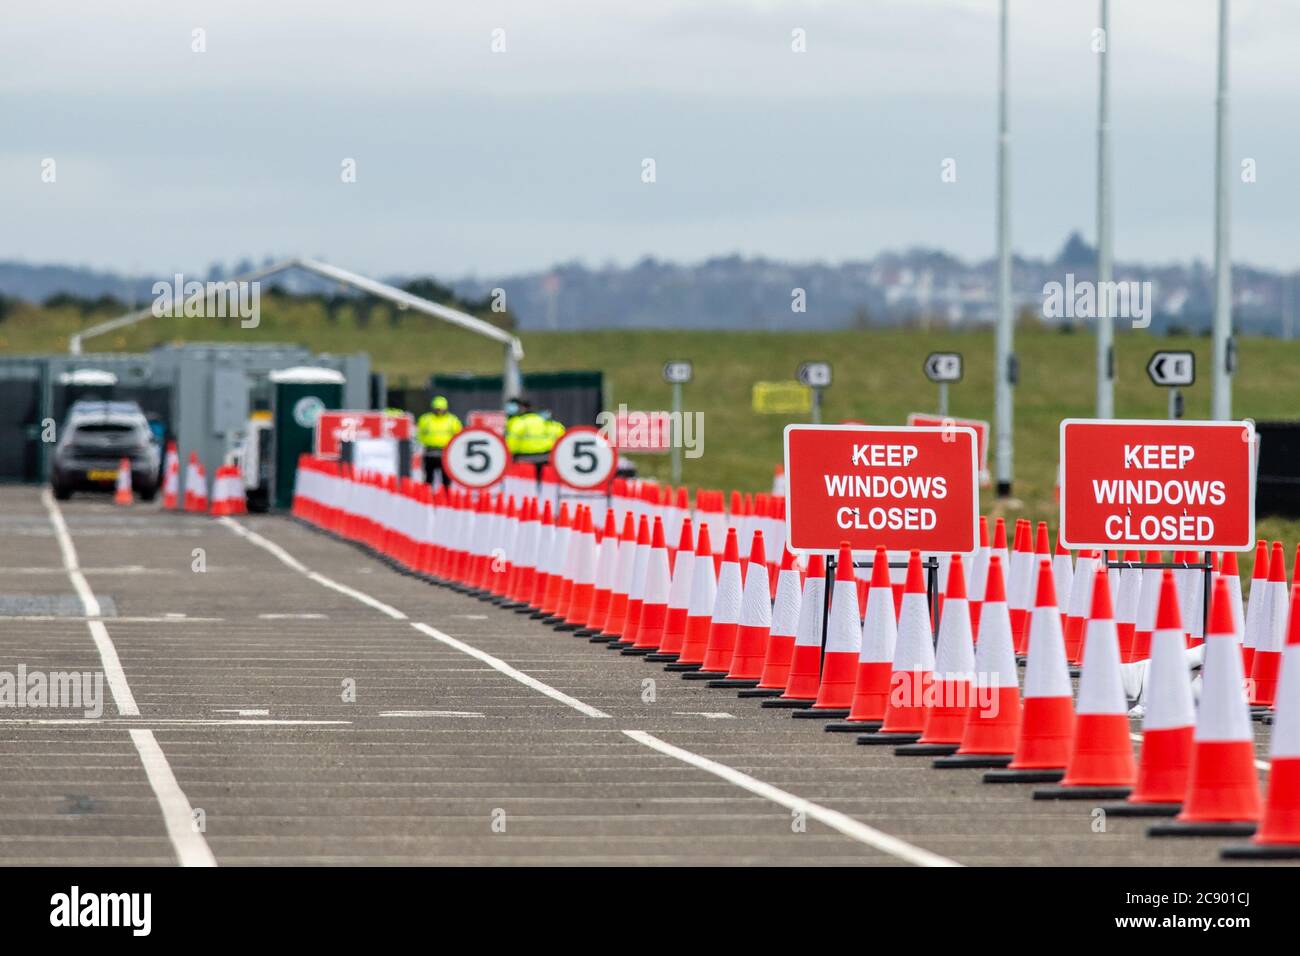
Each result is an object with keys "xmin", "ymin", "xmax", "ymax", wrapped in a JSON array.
[{"xmin": 752, "ymin": 381, "xmax": 811, "ymax": 414}]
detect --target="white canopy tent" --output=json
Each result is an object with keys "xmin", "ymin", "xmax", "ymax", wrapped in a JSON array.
[{"xmin": 68, "ymin": 257, "xmax": 525, "ymax": 400}]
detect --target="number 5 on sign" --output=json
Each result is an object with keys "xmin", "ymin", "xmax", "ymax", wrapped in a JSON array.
[
  {"xmin": 552, "ymin": 427, "xmax": 617, "ymax": 490},
  {"xmin": 443, "ymin": 428, "xmax": 511, "ymax": 488}
]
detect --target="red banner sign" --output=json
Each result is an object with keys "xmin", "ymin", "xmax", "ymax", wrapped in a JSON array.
[
  {"xmin": 608, "ymin": 409, "xmax": 672, "ymax": 453},
  {"xmin": 784, "ymin": 424, "xmax": 979, "ymax": 554},
  {"xmin": 1059, "ymin": 419, "xmax": 1256, "ymax": 551},
  {"xmin": 314, "ymin": 411, "xmax": 413, "ymax": 459},
  {"xmin": 467, "ymin": 410, "xmax": 507, "ymax": 435},
  {"xmin": 906, "ymin": 413, "xmax": 990, "ymax": 486}
]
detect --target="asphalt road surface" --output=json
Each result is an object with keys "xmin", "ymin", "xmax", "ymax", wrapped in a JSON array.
[{"xmin": 0, "ymin": 485, "xmax": 1285, "ymax": 866}]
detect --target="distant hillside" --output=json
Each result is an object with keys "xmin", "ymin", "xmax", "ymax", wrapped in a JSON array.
[{"xmin": 2, "ymin": 234, "xmax": 1296, "ymax": 334}]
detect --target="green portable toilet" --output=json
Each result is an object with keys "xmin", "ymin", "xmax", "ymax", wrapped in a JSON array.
[{"xmin": 269, "ymin": 366, "xmax": 345, "ymax": 510}]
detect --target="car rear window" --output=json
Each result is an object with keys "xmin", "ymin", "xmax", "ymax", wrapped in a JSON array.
[{"xmin": 76, "ymin": 423, "xmax": 136, "ymax": 434}]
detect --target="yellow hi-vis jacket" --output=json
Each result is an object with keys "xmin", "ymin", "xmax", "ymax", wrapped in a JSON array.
[
  {"xmin": 416, "ymin": 411, "xmax": 462, "ymax": 450},
  {"xmin": 506, "ymin": 412, "xmax": 554, "ymax": 455}
]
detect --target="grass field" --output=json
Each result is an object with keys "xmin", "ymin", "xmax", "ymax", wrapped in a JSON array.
[{"xmin": 5, "ymin": 299, "xmax": 1299, "ymax": 575}]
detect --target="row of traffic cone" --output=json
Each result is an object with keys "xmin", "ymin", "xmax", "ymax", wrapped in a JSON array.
[{"xmin": 288, "ymin": 454, "xmax": 1299, "ymax": 860}]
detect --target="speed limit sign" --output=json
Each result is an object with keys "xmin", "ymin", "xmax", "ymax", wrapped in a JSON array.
[
  {"xmin": 442, "ymin": 427, "xmax": 511, "ymax": 488},
  {"xmin": 551, "ymin": 426, "xmax": 617, "ymax": 490}
]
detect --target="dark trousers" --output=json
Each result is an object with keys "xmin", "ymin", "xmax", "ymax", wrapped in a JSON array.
[{"xmin": 423, "ymin": 451, "xmax": 449, "ymax": 489}]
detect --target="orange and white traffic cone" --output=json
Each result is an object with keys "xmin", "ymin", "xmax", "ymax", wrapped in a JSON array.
[
  {"xmin": 1224, "ymin": 582, "xmax": 1300, "ymax": 858},
  {"xmin": 860, "ymin": 551, "xmax": 934, "ymax": 745},
  {"xmin": 1035, "ymin": 567, "xmax": 1136, "ymax": 800},
  {"xmin": 1115, "ymin": 550, "xmax": 1142, "ymax": 662},
  {"xmin": 1149, "ymin": 576, "xmax": 1261, "ymax": 837},
  {"xmin": 985, "ymin": 557, "xmax": 1074, "ymax": 783},
  {"xmin": 665, "ymin": 523, "xmax": 716, "ymax": 671},
  {"xmin": 764, "ymin": 554, "xmax": 825, "ymax": 709},
  {"xmin": 709, "ymin": 532, "xmax": 771, "ymax": 687},
  {"xmin": 527, "ymin": 500, "xmax": 556, "ymax": 613},
  {"xmin": 934, "ymin": 554, "xmax": 1021, "ymax": 769},
  {"xmin": 1052, "ymin": 532, "xmax": 1074, "ymax": 631},
  {"xmin": 793, "ymin": 542, "xmax": 861, "ymax": 719},
  {"xmin": 745, "ymin": 548, "xmax": 802, "ymax": 698},
  {"xmin": 685, "ymin": 528, "xmax": 742, "ymax": 680},
  {"xmin": 1063, "ymin": 549, "xmax": 1097, "ymax": 666},
  {"xmin": 1008, "ymin": 519, "xmax": 1034, "ymax": 657},
  {"xmin": 609, "ymin": 515, "xmax": 651, "ymax": 649},
  {"xmin": 113, "ymin": 457, "xmax": 134, "ymax": 506},
  {"xmin": 826, "ymin": 546, "xmax": 894, "ymax": 732},
  {"xmin": 1242, "ymin": 539, "xmax": 1270, "ymax": 677},
  {"xmin": 560, "ymin": 506, "xmax": 599, "ymax": 633},
  {"xmin": 161, "ymin": 442, "xmax": 180, "ymax": 509},
  {"xmin": 899, "ymin": 554, "xmax": 974, "ymax": 757},
  {"xmin": 1249, "ymin": 541, "xmax": 1289, "ymax": 710},
  {"xmin": 969, "ymin": 516, "xmax": 991, "ymax": 635},
  {"xmin": 647, "ymin": 518, "xmax": 694, "ymax": 662},
  {"xmin": 1101, "ymin": 569, "xmax": 1195, "ymax": 817},
  {"xmin": 625, "ymin": 516, "xmax": 671, "ymax": 655},
  {"xmin": 593, "ymin": 511, "xmax": 637, "ymax": 643}
]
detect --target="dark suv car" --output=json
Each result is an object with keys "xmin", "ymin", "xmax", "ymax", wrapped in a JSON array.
[{"xmin": 51, "ymin": 401, "xmax": 161, "ymax": 500}]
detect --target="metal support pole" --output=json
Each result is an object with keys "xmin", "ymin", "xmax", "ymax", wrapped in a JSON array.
[
  {"xmin": 670, "ymin": 381, "xmax": 683, "ymax": 485},
  {"xmin": 811, "ymin": 387, "xmax": 823, "ymax": 425},
  {"xmin": 994, "ymin": 0, "xmax": 1015, "ymax": 497},
  {"xmin": 1095, "ymin": 0, "xmax": 1115, "ymax": 419},
  {"xmin": 1168, "ymin": 387, "xmax": 1183, "ymax": 420},
  {"xmin": 1211, "ymin": 0, "xmax": 1233, "ymax": 419},
  {"xmin": 503, "ymin": 343, "xmax": 522, "ymax": 404},
  {"xmin": 937, "ymin": 382, "xmax": 949, "ymax": 417}
]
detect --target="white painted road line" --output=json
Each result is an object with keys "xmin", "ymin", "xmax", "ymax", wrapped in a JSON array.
[
  {"xmin": 129, "ymin": 729, "xmax": 217, "ymax": 867},
  {"xmin": 219, "ymin": 516, "xmax": 965, "ymax": 863},
  {"xmin": 623, "ymin": 730, "xmax": 961, "ymax": 867},
  {"xmin": 258, "ymin": 613, "xmax": 328, "ymax": 620},
  {"xmin": 42, "ymin": 488, "xmax": 217, "ymax": 867},
  {"xmin": 222, "ymin": 517, "xmax": 609, "ymax": 718},
  {"xmin": 381, "ymin": 710, "xmax": 485, "ymax": 718}
]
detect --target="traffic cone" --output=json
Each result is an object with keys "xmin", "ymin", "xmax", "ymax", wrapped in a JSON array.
[
  {"xmin": 161, "ymin": 442, "xmax": 179, "ymax": 509},
  {"xmin": 685, "ymin": 528, "xmax": 742, "ymax": 680},
  {"xmin": 859, "ymin": 551, "xmax": 934, "ymax": 745},
  {"xmin": 934, "ymin": 554, "xmax": 1021, "ymax": 769},
  {"xmin": 969, "ymin": 516, "xmax": 990, "ymax": 634},
  {"xmin": 764, "ymin": 554, "xmax": 825, "ymax": 709},
  {"xmin": 527, "ymin": 500, "xmax": 556, "ymax": 612},
  {"xmin": 1149, "ymin": 576, "xmax": 1261, "ymax": 837},
  {"xmin": 1242, "ymin": 540, "xmax": 1270, "ymax": 677},
  {"xmin": 1063, "ymin": 550, "xmax": 1097, "ymax": 665},
  {"xmin": 1249, "ymin": 541, "xmax": 1289, "ymax": 709},
  {"xmin": 709, "ymin": 533, "xmax": 771, "ymax": 686},
  {"xmin": 1035, "ymin": 567, "xmax": 1136, "ymax": 800},
  {"xmin": 610, "ymin": 515, "xmax": 652, "ymax": 649},
  {"xmin": 648, "ymin": 518, "xmax": 694, "ymax": 662},
  {"xmin": 1115, "ymin": 551, "xmax": 1142, "ymax": 661},
  {"xmin": 898, "ymin": 555, "xmax": 974, "ymax": 757},
  {"xmin": 575, "ymin": 506, "xmax": 615, "ymax": 636},
  {"xmin": 1007, "ymin": 520, "xmax": 1034, "ymax": 657},
  {"xmin": 625, "ymin": 517, "xmax": 671, "ymax": 654},
  {"xmin": 559, "ymin": 507, "xmax": 598, "ymax": 632},
  {"xmin": 826, "ymin": 547, "xmax": 894, "ymax": 731},
  {"xmin": 665, "ymin": 523, "xmax": 716, "ymax": 671},
  {"xmin": 745, "ymin": 549, "xmax": 802, "ymax": 698},
  {"xmin": 1100, "ymin": 569, "xmax": 1195, "ymax": 817},
  {"xmin": 793, "ymin": 543, "xmax": 860, "ymax": 719},
  {"xmin": 594, "ymin": 511, "xmax": 637, "ymax": 643},
  {"xmin": 1052, "ymin": 532, "xmax": 1074, "ymax": 631},
  {"xmin": 984, "ymin": 557, "xmax": 1074, "ymax": 783},
  {"xmin": 113, "ymin": 457, "xmax": 133, "ymax": 506},
  {"xmin": 1224, "ymin": 583, "xmax": 1300, "ymax": 858}
]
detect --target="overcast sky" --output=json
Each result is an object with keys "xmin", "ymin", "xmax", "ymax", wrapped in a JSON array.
[{"xmin": 3, "ymin": 0, "xmax": 1296, "ymax": 278}]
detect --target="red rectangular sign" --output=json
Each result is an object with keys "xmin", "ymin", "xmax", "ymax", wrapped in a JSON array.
[
  {"xmin": 609, "ymin": 409, "xmax": 672, "ymax": 453},
  {"xmin": 468, "ymin": 410, "xmax": 507, "ymax": 435},
  {"xmin": 783, "ymin": 424, "xmax": 979, "ymax": 554},
  {"xmin": 906, "ymin": 413, "xmax": 991, "ymax": 486},
  {"xmin": 314, "ymin": 411, "xmax": 413, "ymax": 459},
  {"xmin": 1059, "ymin": 419, "xmax": 1256, "ymax": 551}
]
